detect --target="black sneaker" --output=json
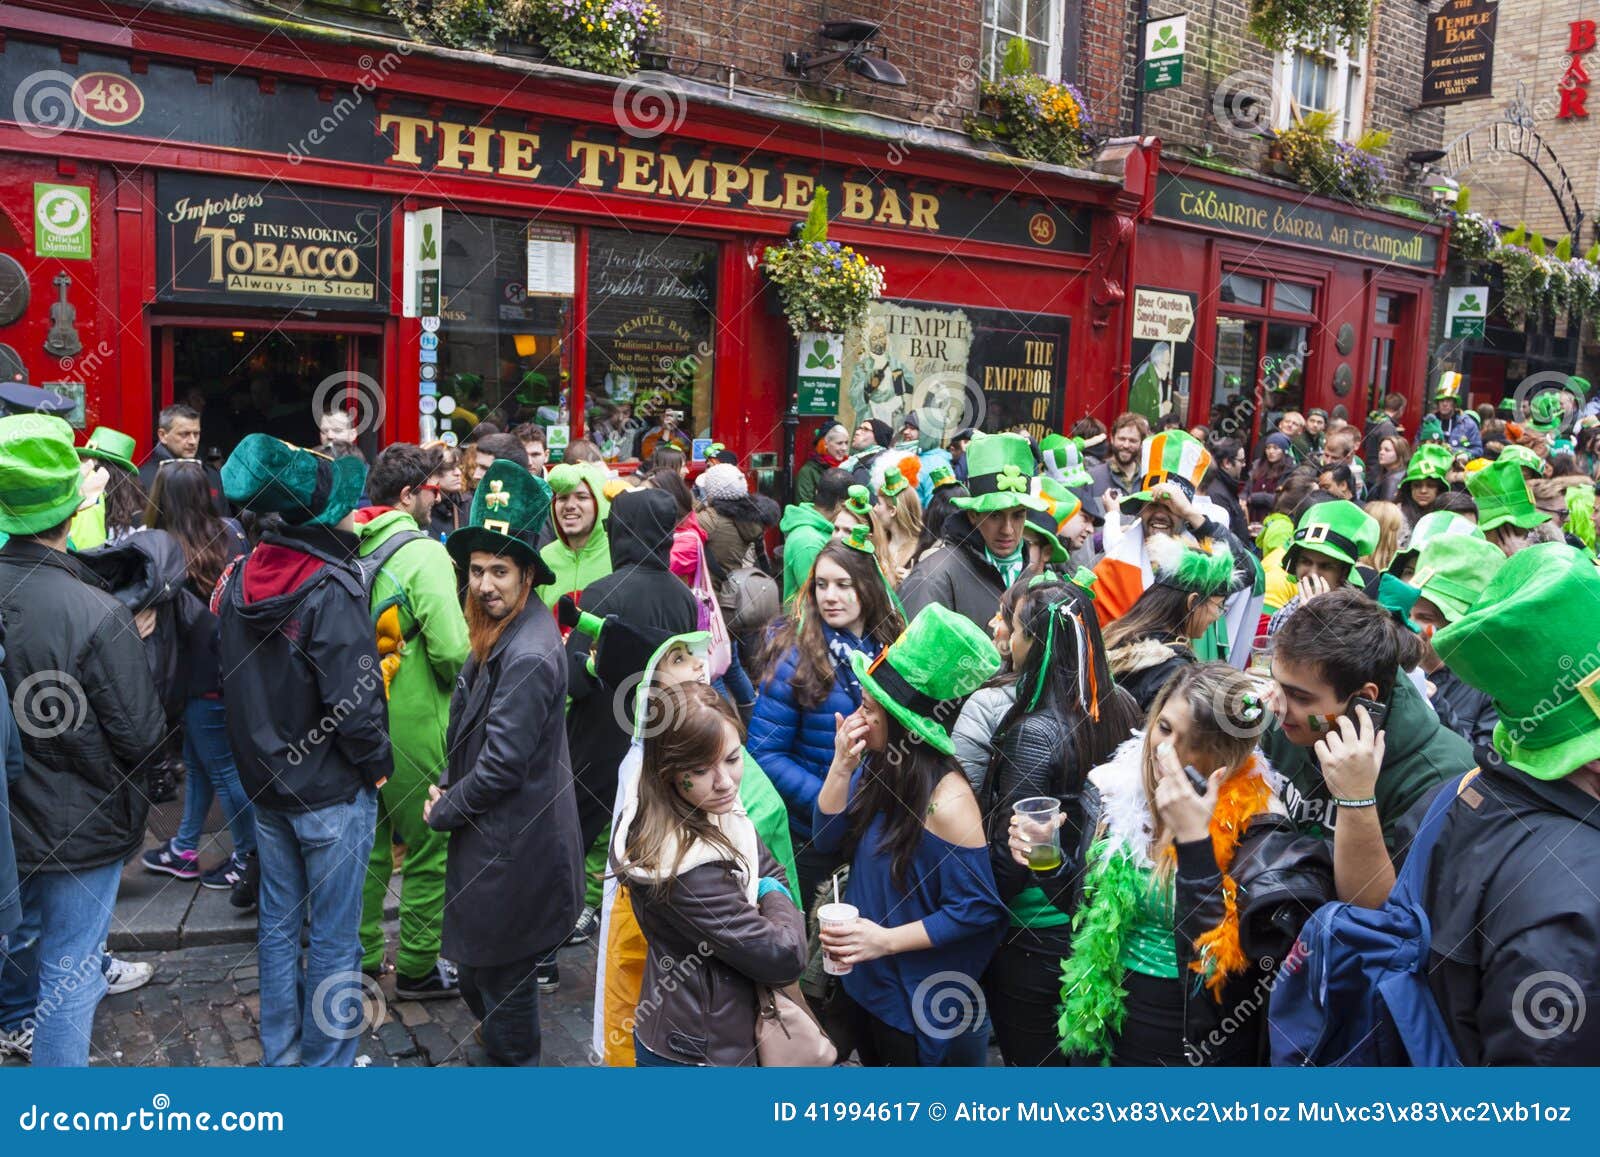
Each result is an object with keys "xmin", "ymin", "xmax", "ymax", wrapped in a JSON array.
[
  {"xmin": 201, "ymin": 853, "xmax": 246, "ymax": 891},
  {"xmin": 564, "ymin": 905, "xmax": 599, "ymax": 946},
  {"xmin": 395, "ymin": 959, "xmax": 461, "ymax": 1002},
  {"xmin": 141, "ymin": 838, "xmax": 200, "ymax": 880},
  {"xmin": 535, "ymin": 961, "xmax": 560, "ymax": 993},
  {"xmin": 229, "ymin": 851, "xmax": 259, "ymax": 910}
]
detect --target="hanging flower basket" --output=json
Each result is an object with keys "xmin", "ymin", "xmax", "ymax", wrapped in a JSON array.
[
  {"xmin": 966, "ymin": 38, "xmax": 1093, "ymax": 168},
  {"xmin": 761, "ymin": 189, "xmax": 886, "ymax": 338},
  {"xmin": 1449, "ymin": 190, "xmax": 1600, "ymax": 326},
  {"xmin": 1247, "ymin": 0, "xmax": 1372, "ymax": 51},
  {"xmin": 383, "ymin": 0, "xmax": 660, "ymax": 72}
]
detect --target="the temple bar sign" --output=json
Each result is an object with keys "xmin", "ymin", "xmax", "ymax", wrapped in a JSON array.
[{"xmin": 1420, "ymin": 0, "xmax": 1497, "ymax": 107}]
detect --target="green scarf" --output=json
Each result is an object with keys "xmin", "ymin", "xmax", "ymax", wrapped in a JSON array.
[{"xmin": 986, "ymin": 546, "xmax": 1026, "ymax": 588}]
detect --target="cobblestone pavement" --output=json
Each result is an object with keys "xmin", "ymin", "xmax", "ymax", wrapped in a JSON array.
[{"xmin": 2, "ymin": 931, "xmax": 600, "ymax": 1068}]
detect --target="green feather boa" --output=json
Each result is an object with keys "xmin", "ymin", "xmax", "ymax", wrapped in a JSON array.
[{"xmin": 1057, "ymin": 840, "xmax": 1149, "ymax": 1062}]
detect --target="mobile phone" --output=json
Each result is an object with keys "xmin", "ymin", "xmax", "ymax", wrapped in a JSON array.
[
  {"xmin": 1182, "ymin": 763, "xmax": 1210, "ymax": 797},
  {"xmin": 1348, "ymin": 696, "xmax": 1388, "ymax": 730}
]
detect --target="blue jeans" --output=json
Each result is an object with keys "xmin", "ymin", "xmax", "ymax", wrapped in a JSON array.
[
  {"xmin": 255, "ymin": 790, "xmax": 378, "ymax": 1067},
  {"xmin": 174, "ymin": 697, "xmax": 257, "ymax": 858},
  {"xmin": 3, "ymin": 863, "xmax": 122, "ymax": 1066}
]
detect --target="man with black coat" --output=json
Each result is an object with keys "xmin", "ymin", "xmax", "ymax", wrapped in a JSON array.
[
  {"xmin": 0, "ymin": 415, "xmax": 163, "ymax": 1067},
  {"xmin": 215, "ymin": 435, "xmax": 392, "ymax": 1068},
  {"xmin": 139, "ymin": 402, "xmax": 228, "ymax": 517},
  {"xmin": 425, "ymin": 460, "xmax": 582, "ymax": 1065}
]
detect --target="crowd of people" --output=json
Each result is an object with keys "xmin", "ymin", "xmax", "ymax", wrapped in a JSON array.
[{"xmin": 0, "ymin": 372, "xmax": 1597, "ymax": 1069}]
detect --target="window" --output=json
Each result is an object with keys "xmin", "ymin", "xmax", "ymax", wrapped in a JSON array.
[
  {"xmin": 1273, "ymin": 281, "xmax": 1316, "ymax": 314},
  {"xmin": 981, "ymin": 0, "xmax": 1064, "ymax": 79},
  {"xmin": 1272, "ymin": 35, "xmax": 1367, "ymax": 139}
]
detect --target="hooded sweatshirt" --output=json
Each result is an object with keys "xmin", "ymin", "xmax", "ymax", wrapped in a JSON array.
[
  {"xmin": 780, "ymin": 502, "xmax": 835, "ymax": 605},
  {"xmin": 536, "ymin": 463, "xmax": 613, "ymax": 610}
]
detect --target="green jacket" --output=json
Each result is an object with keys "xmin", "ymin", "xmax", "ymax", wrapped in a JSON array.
[
  {"xmin": 741, "ymin": 751, "xmax": 800, "ymax": 896},
  {"xmin": 780, "ymin": 502, "xmax": 833, "ymax": 605},
  {"xmin": 537, "ymin": 464, "xmax": 612, "ymax": 607},
  {"xmin": 356, "ymin": 510, "xmax": 468, "ymax": 781},
  {"xmin": 1262, "ymin": 672, "xmax": 1473, "ymax": 852}
]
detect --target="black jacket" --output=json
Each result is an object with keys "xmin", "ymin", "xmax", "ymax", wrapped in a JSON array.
[
  {"xmin": 431, "ymin": 600, "xmax": 582, "ymax": 966},
  {"xmin": 0, "ymin": 628, "xmax": 26, "ymax": 932},
  {"xmin": 899, "ymin": 508, "xmax": 1010, "ymax": 633},
  {"xmin": 1412, "ymin": 751, "xmax": 1600, "ymax": 1064},
  {"xmin": 1109, "ymin": 637, "xmax": 1197, "ymax": 713},
  {"xmin": 564, "ymin": 489, "xmax": 699, "ymax": 846},
  {"xmin": 0, "ymin": 539, "xmax": 164, "ymax": 873},
  {"xmin": 1428, "ymin": 668, "xmax": 1497, "ymax": 751},
  {"xmin": 1203, "ymin": 470, "xmax": 1251, "ymax": 546},
  {"xmin": 217, "ymin": 523, "xmax": 391, "ymax": 813}
]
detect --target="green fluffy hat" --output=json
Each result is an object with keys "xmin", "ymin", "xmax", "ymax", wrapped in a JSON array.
[
  {"xmin": 951, "ymin": 433, "xmax": 1047, "ymax": 515},
  {"xmin": 447, "ymin": 458, "xmax": 557, "ymax": 585},
  {"xmin": 851, "ymin": 604, "xmax": 1002, "ymax": 756},
  {"xmin": 1526, "ymin": 391, "xmax": 1565, "ymax": 434},
  {"xmin": 1409, "ymin": 535, "xmax": 1506, "ymax": 624},
  {"xmin": 1387, "ymin": 509, "xmax": 1484, "ymax": 577},
  {"xmin": 1145, "ymin": 532, "xmax": 1237, "ymax": 597},
  {"xmin": 1284, "ymin": 499, "xmax": 1380, "ymax": 574},
  {"xmin": 1466, "ymin": 457, "xmax": 1551, "ymax": 533},
  {"xmin": 222, "ymin": 434, "xmax": 366, "ymax": 528},
  {"xmin": 0, "ymin": 413, "xmax": 83, "ymax": 536},
  {"xmin": 1433, "ymin": 543, "xmax": 1600, "ymax": 780}
]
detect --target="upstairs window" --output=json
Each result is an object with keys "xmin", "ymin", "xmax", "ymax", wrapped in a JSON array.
[
  {"xmin": 1273, "ymin": 34, "xmax": 1367, "ymax": 139},
  {"xmin": 981, "ymin": 0, "xmax": 1065, "ymax": 79}
]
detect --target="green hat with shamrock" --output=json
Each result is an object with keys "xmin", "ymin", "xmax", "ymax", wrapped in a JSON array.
[
  {"xmin": 1146, "ymin": 533, "xmax": 1237, "ymax": 596},
  {"xmin": 851, "ymin": 604, "xmax": 1002, "ymax": 756},
  {"xmin": 77, "ymin": 426, "xmax": 138, "ymax": 476},
  {"xmin": 1283, "ymin": 499, "xmax": 1380, "ymax": 575},
  {"xmin": 0, "ymin": 413, "xmax": 83, "ymax": 536},
  {"xmin": 1409, "ymin": 535, "xmax": 1506, "ymax": 624},
  {"xmin": 1466, "ymin": 457, "xmax": 1551, "ymax": 533},
  {"xmin": 1526, "ymin": 390, "xmax": 1565, "ymax": 435},
  {"xmin": 1386, "ymin": 509, "xmax": 1484, "ymax": 577},
  {"xmin": 222, "ymin": 434, "xmax": 366, "ymax": 528},
  {"xmin": 1121, "ymin": 430, "xmax": 1213, "ymax": 513},
  {"xmin": 950, "ymin": 433, "xmax": 1046, "ymax": 515},
  {"xmin": 1434, "ymin": 543, "xmax": 1600, "ymax": 780},
  {"xmin": 1496, "ymin": 443, "xmax": 1544, "ymax": 477},
  {"xmin": 1402, "ymin": 443, "xmax": 1455, "ymax": 486},
  {"xmin": 447, "ymin": 457, "xmax": 557, "ymax": 585}
]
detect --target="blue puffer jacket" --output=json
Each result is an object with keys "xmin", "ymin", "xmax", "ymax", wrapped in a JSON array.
[{"xmin": 748, "ymin": 626, "xmax": 880, "ymax": 839}]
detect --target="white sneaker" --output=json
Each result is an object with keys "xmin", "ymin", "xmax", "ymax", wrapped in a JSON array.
[
  {"xmin": 104, "ymin": 957, "xmax": 154, "ymax": 996},
  {"xmin": 0, "ymin": 1025, "xmax": 32, "ymax": 1061}
]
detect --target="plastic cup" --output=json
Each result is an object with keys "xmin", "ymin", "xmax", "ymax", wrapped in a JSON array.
[
  {"xmin": 1013, "ymin": 796, "xmax": 1063, "ymax": 873},
  {"xmin": 1249, "ymin": 638, "xmax": 1275, "ymax": 676},
  {"xmin": 817, "ymin": 902, "xmax": 859, "ymax": 976}
]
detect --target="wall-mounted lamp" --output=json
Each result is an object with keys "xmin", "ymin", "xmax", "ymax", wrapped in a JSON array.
[{"xmin": 784, "ymin": 21, "xmax": 908, "ymax": 87}]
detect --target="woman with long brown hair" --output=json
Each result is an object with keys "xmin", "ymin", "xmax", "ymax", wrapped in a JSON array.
[
  {"xmin": 748, "ymin": 538, "xmax": 903, "ymax": 897},
  {"xmin": 613, "ymin": 682, "xmax": 808, "ymax": 1066},
  {"xmin": 425, "ymin": 441, "xmax": 468, "ymax": 541}
]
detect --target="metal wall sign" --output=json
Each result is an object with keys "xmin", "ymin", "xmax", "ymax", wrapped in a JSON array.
[{"xmin": 1421, "ymin": 0, "xmax": 1497, "ymax": 107}]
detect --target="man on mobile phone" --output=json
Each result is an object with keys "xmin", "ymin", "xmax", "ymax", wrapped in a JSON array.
[{"xmin": 1261, "ymin": 588, "xmax": 1472, "ymax": 908}]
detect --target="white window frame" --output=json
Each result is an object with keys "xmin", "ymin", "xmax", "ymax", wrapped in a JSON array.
[
  {"xmin": 1271, "ymin": 35, "xmax": 1368, "ymax": 140},
  {"xmin": 981, "ymin": 0, "xmax": 1065, "ymax": 80}
]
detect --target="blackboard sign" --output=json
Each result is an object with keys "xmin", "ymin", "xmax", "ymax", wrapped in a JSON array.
[
  {"xmin": 155, "ymin": 174, "xmax": 390, "ymax": 309},
  {"xmin": 1421, "ymin": 0, "xmax": 1497, "ymax": 107}
]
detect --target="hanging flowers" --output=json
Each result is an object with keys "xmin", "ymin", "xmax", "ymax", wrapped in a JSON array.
[
  {"xmin": 968, "ymin": 38, "xmax": 1094, "ymax": 168},
  {"xmin": 1449, "ymin": 190, "xmax": 1600, "ymax": 326},
  {"xmin": 509, "ymin": 0, "xmax": 662, "ymax": 75},
  {"xmin": 1246, "ymin": 0, "xmax": 1372, "ymax": 51},
  {"xmin": 761, "ymin": 189, "xmax": 887, "ymax": 337},
  {"xmin": 1274, "ymin": 111, "xmax": 1390, "ymax": 206}
]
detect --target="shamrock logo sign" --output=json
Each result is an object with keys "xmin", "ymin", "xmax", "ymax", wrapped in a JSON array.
[
  {"xmin": 804, "ymin": 338, "xmax": 837, "ymax": 370},
  {"xmin": 1152, "ymin": 24, "xmax": 1179, "ymax": 51},
  {"xmin": 1458, "ymin": 293, "xmax": 1483, "ymax": 312}
]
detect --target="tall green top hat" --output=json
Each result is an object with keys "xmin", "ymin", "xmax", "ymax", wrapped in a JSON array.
[
  {"xmin": 1466, "ymin": 457, "xmax": 1551, "ymax": 532},
  {"xmin": 1284, "ymin": 499, "xmax": 1379, "ymax": 575},
  {"xmin": 77, "ymin": 426, "xmax": 138, "ymax": 476},
  {"xmin": 1409, "ymin": 535, "xmax": 1506, "ymax": 624},
  {"xmin": 951, "ymin": 433, "xmax": 1046, "ymax": 514},
  {"xmin": 1040, "ymin": 433, "xmax": 1095, "ymax": 489},
  {"xmin": 1402, "ymin": 443, "xmax": 1454, "ymax": 486},
  {"xmin": 0, "ymin": 413, "xmax": 83, "ymax": 535},
  {"xmin": 851, "ymin": 604, "xmax": 1002, "ymax": 756},
  {"xmin": 1433, "ymin": 370, "xmax": 1463, "ymax": 402},
  {"xmin": 1526, "ymin": 390, "xmax": 1565, "ymax": 435},
  {"xmin": 1569, "ymin": 375, "xmax": 1591, "ymax": 398},
  {"xmin": 1386, "ymin": 509, "xmax": 1483, "ymax": 577},
  {"xmin": 447, "ymin": 458, "xmax": 557, "ymax": 585},
  {"xmin": 1023, "ymin": 476, "xmax": 1086, "ymax": 565},
  {"xmin": 1434, "ymin": 543, "xmax": 1600, "ymax": 780},
  {"xmin": 222, "ymin": 434, "xmax": 365, "ymax": 527},
  {"xmin": 1496, "ymin": 443, "xmax": 1544, "ymax": 477},
  {"xmin": 1122, "ymin": 430, "xmax": 1212, "ymax": 512}
]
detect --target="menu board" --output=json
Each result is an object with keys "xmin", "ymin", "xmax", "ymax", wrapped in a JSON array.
[{"xmin": 526, "ymin": 222, "xmax": 576, "ymax": 297}]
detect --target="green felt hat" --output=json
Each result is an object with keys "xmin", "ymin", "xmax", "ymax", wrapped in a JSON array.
[
  {"xmin": 927, "ymin": 464, "xmax": 959, "ymax": 491},
  {"xmin": 447, "ymin": 458, "xmax": 557, "ymax": 584},
  {"xmin": 879, "ymin": 467, "xmax": 909, "ymax": 500},
  {"xmin": 1416, "ymin": 414, "xmax": 1445, "ymax": 445},
  {"xmin": 1386, "ymin": 509, "xmax": 1484, "ymax": 577},
  {"xmin": 1146, "ymin": 532, "xmax": 1236, "ymax": 596},
  {"xmin": 0, "ymin": 414, "xmax": 84, "ymax": 535},
  {"xmin": 1402, "ymin": 443, "xmax": 1455, "ymax": 485},
  {"xmin": 1497, "ymin": 396, "xmax": 1518, "ymax": 417},
  {"xmin": 222, "ymin": 434, "xmax": 365, "ymax": 528},
  {"xmin": 77, "ymin": 426, "xmax": 138, "ymax": 476},
  {"xmin": 1495, "ymin": 443, "xmax": 1544, "ymax": 477},
  {"xmin": 841, "ymin": 523, "xmax": 876, "ymax": 555},
  {"xmin": 1433, "ymin": 543, "xmax": 1600, "ymax": 780},
  {"xmin": 1466, "ymin": 457, "xmax": 1551, "ymax": 532},
  {"xmin": 1569, "ymin": 375, "xmax": 1591, "ymax": 398},
  {"xmin": 1410, "ymin": 535, "xmax": 1506, "ymax": 624},
  {"xmin": 851, "ymin": 604, "xmax": 1001, "ymax": 756},
  {"xmin": 951, "ymin": 433, "xmax": 1047, "ymax": 514},
  {"xmin": 843, "ymin": 484, "xmax": 874, "ymax": 520},
  {"xmin": 1040, "ymin": 434, "xmax": 1095, "ymax": 489},
  {"xmin": 1284, "ymin": 499, "xmax": 1380, "ymax": 574},
  {"xmin": 1121, "ymin": 430, "xmax": 1212, "ymax": 512},
  {"xmin": 1527, "ymin": 391, "xmax": 1565, "ymax": 434}
]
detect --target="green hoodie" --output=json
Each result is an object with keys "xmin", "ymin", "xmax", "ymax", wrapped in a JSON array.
[
  {"xmin": 780, "ymin": 502, "xmax": 834, "ymax": 606},
  {"xmin": 356, "ymin": 510, "xmax": 469, "ymax": 778},
  {"xmin": 537, "ymin": 463, "xmax": 612, "ymax": 607}
]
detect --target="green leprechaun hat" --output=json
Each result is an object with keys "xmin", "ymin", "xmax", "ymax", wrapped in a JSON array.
[
  {"xmin": 1040, "ymin": 433, "xmax": 1095, "ymax": 490},
  {"xmin": 1497, "ymin": 396, "xmax": 1518, "ymax": 418},
  {"xmin": 1416, "ymin": 414, "xmax": 1445, "ymax": 445},
  {"xmin": 927, "ymin": 464, "xmax": 960, "ymax": 491},
  {"xmin": 1433, "ymin": 371, "xmax": 1463, "ymax": 402},
  {"xmin": 1402, "ymin": 443, "xmax": 1455, "ymax": 486},
  {"xmin": 1023, "ymin": 476, "xmax": 1087, "ymax": 565},
  {"xmin": 843, "ymin": 484, "xmax": 874, "ymax": 520},
  {"xmin": 1386, "ymin": 509, "xmax": 1484, "ymax": 577},
  {"xmin": 1121, "ymin": 430, "xmax": 1212, "ymax": 512},
  {"xmin": 851, "ymin": 604, "xmax": 1002, "ymax": 756},
  {"xmin": 1466, "ymin": 457, "xmax": 1551, "ymax": 532},
  {"xmin": 951, "ymin": 433, "xmax": 1047, "ymax": 515},
  {"xmin": 1570, "ymin": 375, "xmax": 1591, "ymax": 399},
  {"xmin": 1434, "ymin": 543, "xmax": 1600, "ymax": 780},
  {"xmin": 446, "ymin": 457, "xmax": 557, "ymax": 584},
  {"xmin": 1146, "ymin": 532, "xmax": 1237, "ymax": 596},
  {"xmin": 1495, "ymin": 443, "xmax": 1545, "ymax": 477},
  {"xmin": 222, "ymin": 434, "xmax": 366, "ymax": 528},
  {"xmin": 0, "ymin": 413, "xmax": 84, "ymax": 536},
  {"xmin": 879, "ymin": 467, "xmax": 909, "ymax": 500},
  {"xmin": 1284, "ymin": 499, "xmax": 1380, "ymax": 576},
  {"xmin": 1409, "ymin": 535, "xmax": 1506, "ymax": 624},
  {"xmin": 77, "ymin": 426, "xmax": 138, "ymax": 476},
  {"xmin": 1526, "ymin": 390, "xmax": 1565, "ymax": 435}
]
